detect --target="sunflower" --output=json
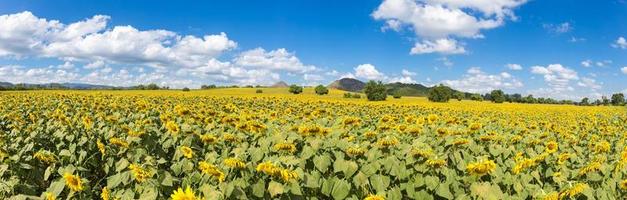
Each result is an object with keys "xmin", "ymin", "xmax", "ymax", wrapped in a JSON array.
[
  {"xmin": 545, "ymin": 141, "xmax": 558, "ymax": 153},
  {"xmin": 620, "ymin": 180, "xmax": 627, "ymax": 190},
  {"xmin": 180, "ymin": 146, "xmax": 193, "ymax": 159},
  {"xmin": 63, "ymin": 173, "xmax": 83, "ymax": 192},
  {"xmin": 198, "ymin": 161, "xmax": 226, "ymax": 182},
  {"xmin": 101, "ymin": 187, "xmax": 110, "ymax": 200},
  {"xmin": 426, "ymin": 158, "xmax": 447, "ymax": 168},
  {"xmin": 128, "ymin": 164, "xmax": 152, "ymax": 182},
  {"xmin": 224, "ymin": 158, "xmax": 246, "ymax": 169},
  {"xmin": 170, "ymin": 186, "xmax": 197, "ymax": 200},
  {"xmin": 364, "ymin": 194, "xmax": 385, "ymax": 200},
  {"xmin": 273, "ymin": 142, "xmax": 297, "ymax": 153},
  {"xmin": 44, "ymin": 192, "xmax": 56, "ymax": 200},
  {"xmin": 466, "ymin": 159, "xmax": 496, "ymax": 176},
  {"xmin": 166, "ymin": 121, "xmax": 180, "ymax": 135},
  {"xmin": 109, "ymin": 137, "xmax": 129, "ymax": 148},
  {"xmin": 97, "ymin": 139, "xmax": 106, "ymax": 155}
]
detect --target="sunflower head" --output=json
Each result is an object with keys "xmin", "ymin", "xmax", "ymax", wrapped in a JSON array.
[
  {"xmin": 63, "ymin": 173, "xmax": 83, "ymax": 192},
  {"xmin": 180, "ymin": 146, "xmax": 193, "ymax": 158},
  {"xmin": 170, "ymin": 186, "xmax": 197, "ymax": 200}
]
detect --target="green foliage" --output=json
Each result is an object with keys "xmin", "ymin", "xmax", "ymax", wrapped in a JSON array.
[
  {"xmin": 363, "ymin": 81, "xmax": 387, "ymax": 101},
  {"xmin": 454, "ymin": 92, "xmax": 464, "ymax": 101},
  {"xmin": 288, "ymin": 85, "xmax": 303, "ymax": 94},
  {"xmin": 256, "ymin": 89, "xmax": 263, "ymax": 93},
  {"xmin": 343, "ymin": 93, "xmax": 352, "ymax": 98},
  {"xmin": 610, "ymin": 93, "xmax": 625, "ymax": 106},
  {"xmin": 490, "ymin": 90, "xmax": 506, "ymax": 103},
  {"xmin": 427, "ymin": 84, "xmax": 453, "ymax": 102},
  {"xmin": 315, "ymin": 85, "xmax": 329, "ymax": 95},
  {"xmin": 392, "ymin": 92, "xmax": 402, "ymax": 99},
  {"xmin": 351, "ymin": 94, "xmax": 361, "ymax": 99},
  {"xmin": 182, "ymin": 87, "xmax": 190, "ymax": 92},
  {"xmin": 470, "ymin": 93, "xmax": 483, "ymax": 101}
]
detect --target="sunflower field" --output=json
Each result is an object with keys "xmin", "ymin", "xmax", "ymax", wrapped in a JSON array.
[{"xmin": 0, "ymin": 90, "xmax": 626, "ymax": 200}]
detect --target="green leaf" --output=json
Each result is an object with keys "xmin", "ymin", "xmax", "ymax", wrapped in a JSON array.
[
  {"xmin": 353, "ymin": 172, "xmax": 369, "ymax": 187},
  {"xmin": 321, "ymin": 178, "xmax": 335, "ymax": 196},
  {"xmin": 343, "ymin": 161, "xmax": 359, "ymax": 178},
  {"xmin": 252, "ymin": 180, "xmax": 265, "ymax": 198},
  {"xmin": 267, "ymin": 181, "xmax": 284, "ymax": 197},
  {"xmin": 116, "ymin": 158, "xmax": 129, "ymax": 172},
  {"xmin": 47, "ymin": 180, "xmax": 65, "ymax": 197},
  {"xmin": 314, "ymin": 155, "xmax": 331, "ymax": 173},
  {"xmin": 425, "ymin": 176, "xmax": 439, "ymax": 190},
  {"xmin": 436, "ymin": 183, "xmax": 453, "ymax": 200},
  {"xmin": 107, "ymin": 172, "xmax": 123, "ymax": 188},
  {"xmin": 331, "ymin": 179, "xmax": 351, "ymax": 200},
  {"xmin": 369, "ymin": 174, "xmax": 390, "ymax": 194}
]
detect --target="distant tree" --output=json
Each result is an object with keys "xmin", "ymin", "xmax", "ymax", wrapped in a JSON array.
[
  {"xmin": 256, "ymin": 89, "xmax": 263, "ymax": 93},
  {"xmin": 580, "ymin": 97, "xmax": 590, "ymax": 106},
  {"xmin": 510, "ymin": 93, "xmax": 522, "ymax": 103},
  {"xmin": 490, "ymin": 90, "xmax": 506, "ymax": 103},
  {"xmin": 611, "ymin": 93, "xmax": 625, "ymax": 106},
  {"xmin": 363, "ymin": 81, "xmax": 387, "ymax": 101},
  {"xmin": 522, "ymin": 95, "xmax": 536, "ymax": 104},
  {"xmin": 201, "ymin": 84, "xmax": 217, "ymax": 89},
  {"xmin": 314, "ymin": 85, "xmax": 329, "ymax": 95},
  {"xmin": 428, "ymin": 84, "xmax": 453, "ymax": 102},
  {"xmin": 288, "ymin": 85, "xmax": 303, "ymax": 94},
  {"xmin": 352, "ymin": 94, "xmax": 361, "ymax": 99},
  {"xmin": 146, "ymin": 83, "xmax": 160, "ymax": 90},
  {"xmin": 470, "ymin": 93, "xmax": 483, "ymax": 101},
  {"xmin": 392, "ymin": 92, "xmax": 402, "ymax": 99},
  {"xmin": 343, "ymin": 93, "xmax": 352, "ymax": 98},
  {"xmin": 182, "ymin": 87, "xmax": 190, "ymax": 92},
  {"xmin": 602, "ymin": 96, "xmax": 610, "ymax": 106},
  {"xmin": 454, "ymin": 92, "xmax": 464, "ymax": 101}
]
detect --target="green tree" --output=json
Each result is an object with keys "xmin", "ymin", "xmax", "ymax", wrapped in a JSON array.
[
  {"xmin": 343, "ymin": 93, "xmax": 352, "ymax": 98},
  {"xmin": 392, "ymin": 92, "xmax": 402, "ymax": 99},
  {"xmin": 363, "ymin": 81, "xmax": 387, "ymax": 101},
  {"xmin": 314, "ymin": 85, "xmax": 329, "ymax": 95},
  {"xmin": 490, "ymin": 90, "xmax": 506, "ymax": 103},
  {"xmin": 182, "ymin": 87, "xmax": 190, "ymax": 92},
  {"xmin": 611, "ymin": 93, "xmax": 625, "ymax": 106},
  {"xmin": 470, "ymin": 93, "xmax": 483, "ymax": 101},
  {"xmin": 256, "ymin": 89, "xmax": 263, "ymax": 93},
  {"xmin": 580, "ymin": 97, "xmax": 590, "ymax": 106},
  {"xmin": 454, "ymin": 92, "xmax": 464, "ymax": 101},
  {"xmin": 427, "ymin": 84, "xmax": 453, "ymax": 102},
  {"xmin": 288, "ymin": 84, "xmax": 303, "ymax": 94}
]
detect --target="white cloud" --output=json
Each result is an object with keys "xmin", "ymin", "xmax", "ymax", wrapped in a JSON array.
[
  {"xmin": 530, "ymin": 64, "xmax": 579, "ymax": 92},
  {"xmin": 234, "ymin": 48, "xmax": 315, "ymax": 73},
  {"xmin": 506, "ymin": 63, "xmax": 522, "ymax": 70},
  {"xmin": 581, "ymin": 60, "xmax": 592, "ymax": 67},
  {"xmin": 612, "ymin": 37, "xmax": 627, "ymax": 49},
  {"xmin": 595, "ymin": 60, "xmax": 612, "ymax": 67},
  {"xmin": 388, "ymin": 76, "xmax": 417, "ymax": 83},
  {"xmin": 354, "ymin": 64, "xmax": 386, "ymax": 80},
  {"xmin": 401, "ymin": 69, "xmax": 417, "ymax": 76},
  {"xmin": 441, "ymin": 67, "xmax": 523, "ymax": 93},
  {"xmin": 577, "ymin": 77, "xmax": 601, "ymax": 90},
  {"xmin": 0, "ymin": 11, "xmax": 326, "ymax": 87},
  {"xmin": 411, "ymin": 38, "xmax": 466, "ymax": 54},
  {"xmin": 437, "ymin": 57, "xmax": 454, "ymax": 66},
  {"xmin": 621, "ymin": 67, "xmax": 627, "ymax": 74},
  {"xmin": 543, "ymin": 22, "xmax": 571, "ymax": 34},
  {"xmin": 84, "ymin": 60, "xmax": 105, "ymax": 69},
  {"xmin": 0, "ymin": 11, "xmax": 237, "ymax": 69},
  {"xmin": 372, "ymin": 0, "xmax": 527, "ymax": 54}
]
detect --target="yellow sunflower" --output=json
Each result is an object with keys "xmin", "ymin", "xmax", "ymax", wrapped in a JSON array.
[{"xmin": 170, "ymin": 186, "xmax": 197, "ymax": 200}]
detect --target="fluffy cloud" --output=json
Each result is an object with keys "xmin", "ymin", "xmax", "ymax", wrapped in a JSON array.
[
  {"xmin": 577, "ymin": 77, "xmax": 602, "ymax": 90},
  {"xmin": 506, "ymin": 63, "xmax": 522, "ymax": 70},
  {"xmin": 234, "ymin": 48, "xmax": 316, "ymax": 73},
  {"xmin": 388, "ymin": 76, "xmax": 417, "ymax": 83},
  {"xmin": 372, "ymin": 0, "xmax": 527, "ymax": 54},
  {"xmin": 401, "ymin": 69, "xmax": 417, "ymax": 76},
  {"xmin": 581, "ymin": 60, "xmax": 592, "ymax": 67},
  {"xmin": 612, "ymin": 37, "xmax": 627, "ymax": 49},
  {"xmin": 0, "ymin": 11, "xmax": 237, "ymax": 68},
  {"xmin": 530, "ymin": 64, "xmax": 578, "ymax": 92},
  {"xmin": 354, "ymin": 64, "xmax": 386, "ymax": 80},
  {"xmin": 543, "ymin": 22, "xmax": 571, "ymax": 34},
  {"xmin": 441, "ymin": 67, "xmax": 523, "ymax": 93},
  {"xmin": 0, "ymin": 11, "xmax": 322, "ymax": 87},
  {"xmin": 411, "ymin": 38, "xmax": 466, "ymax": 55},
  {"xmin": 621, "ymin": 67, "xmax": 627, "ymax": 74}
]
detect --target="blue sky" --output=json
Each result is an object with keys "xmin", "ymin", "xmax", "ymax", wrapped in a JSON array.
[{"xmin": 0, "ymin": 0, "xmax": 625, "ymax": 100}]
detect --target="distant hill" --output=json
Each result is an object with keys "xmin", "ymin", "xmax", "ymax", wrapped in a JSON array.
[
  {"xmin": 271, "ymin": 81, "xmax": 289, "ymax": 88},
  {"xmin": 327, "ymin": 79, "xmax": 470, "ymax": 97},
  {"xmin": 384, "ymin": 82, "xmax": 431, "ymax": 97},
  {"xmin": 328, "ymin": 78, "xmax": 366, "ymax": 92}
]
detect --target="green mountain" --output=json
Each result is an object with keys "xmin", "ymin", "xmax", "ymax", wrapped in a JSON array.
[{"xmin": 328, "ymin": 78, "xmax": 470, "ymax": 97}]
